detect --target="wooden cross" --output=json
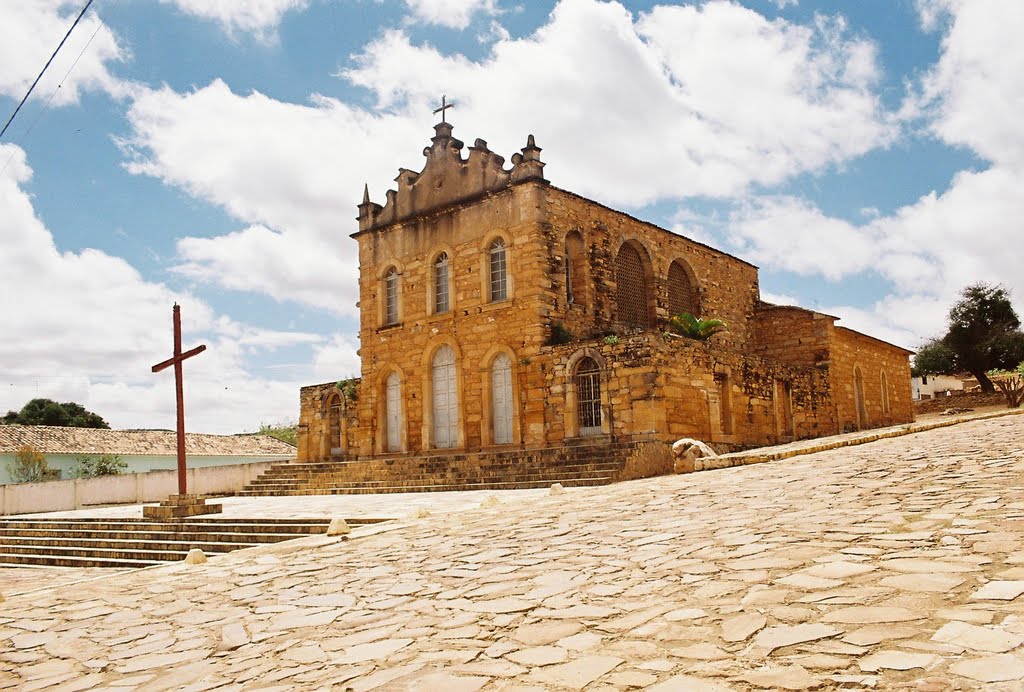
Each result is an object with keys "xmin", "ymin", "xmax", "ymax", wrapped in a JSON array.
[
  {"xmin": 152, "ymin": 304, "xmax": 206, "ymax": 495},
  {"xmin": 433, "ymin": 94, "xmax": 455, "ymax": 123}
]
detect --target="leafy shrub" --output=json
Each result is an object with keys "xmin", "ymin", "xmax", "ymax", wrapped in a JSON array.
[
  {"xmin": 259, "ymin": 422, "xmax": 298, "ymax": 446},
  {"xmin": 335, "ymin": 379, "xmax": 359, "ymax": 401},
  {"xmin": 665, "ymin": 313, "xmax": 728, "ymax": 341},
  {"xmin": 547, "ymin": 322, "xmax": 574, "ymax": 346},
  {"xmin": 6, "ymin": 445, "xmax": 61, "ymax": 483},
  {"xmin": 988, "ymin": 362, "xmax": 1024, "ymax": 409},
  {"xmin": 74, "ymin": 454, "xmax": 127, "ymax": 478},
  {"xmin": 602, "ymin": 334, "xmax": 620, "ymax": 346}
]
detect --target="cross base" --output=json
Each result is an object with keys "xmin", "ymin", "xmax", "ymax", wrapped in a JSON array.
[{"xmin": 143, "ymin": 494, "xmax": 223, "ymax": 519}]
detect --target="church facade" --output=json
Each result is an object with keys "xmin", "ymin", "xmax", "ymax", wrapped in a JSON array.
[{"xmin": 296, "ymin": 121, "xmax": 913, "ymax": 463}]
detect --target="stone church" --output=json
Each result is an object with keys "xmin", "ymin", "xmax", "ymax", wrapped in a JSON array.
[{"xmin": 295, "ymin": 119, "xmax": 913, "ymax": 464}]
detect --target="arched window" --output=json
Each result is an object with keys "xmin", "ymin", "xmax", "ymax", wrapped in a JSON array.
[
  {"xmin": 433, "ymin": 253, "xmax": 450, "ymax": 314},
  {"xmin": 565, "ymin": 231, "xmax": 585, "ymax": 306},
  {"xmin": 431, "ymin": 345, "xmax": 458, "ymax": 448},
  {"xmin": 575, "ymin": 357, "xmax": 602, "ymax": 436},
  {"xmin": 668, "ymin": 259, "xmax": 699, "ymax": 317},
  {"xmin": 489, "ymin": 238, "xmax": 507, "ymax": 302},
  {"xmin": 615, "ymin": 243, "xmax": 650, "ymax": 329},
  {"xmin": 385, "ymin": 372, "xmax": 402, "ymax": 453},
  {"xmin": 491, "ymin": 353, "xmax": 513, "ymax": 445},
  {"xmin": 383, "ymin": 267, "xmax": 399, "ymax": 326},
  {"xmin": 881, "ymin": 371, "xmax": 891, "ymax": 415}
]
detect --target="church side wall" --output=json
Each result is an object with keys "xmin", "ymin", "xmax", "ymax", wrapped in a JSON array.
[
  {"xmin": 829, "ymin": 328, "xmax": 914, "ymax": 432},
  {"xmin": 541, "ymin": 188, "xmax": 761, "ymax": 348},
  {"xmin": 540, "ymin": 333, "xmax": 835, "ymax": 451}
]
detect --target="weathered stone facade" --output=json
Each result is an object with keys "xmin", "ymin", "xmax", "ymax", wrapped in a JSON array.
[{"xmin": 297, "ymin": 122, "xmax": 913, "ymax": 462}]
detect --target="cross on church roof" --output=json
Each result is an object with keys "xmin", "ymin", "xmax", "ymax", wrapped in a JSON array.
[{"xmin": 433, "ymin": 94, "xmax": 454, "ymax": 123}]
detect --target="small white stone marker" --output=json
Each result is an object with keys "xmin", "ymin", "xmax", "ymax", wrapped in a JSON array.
[
  {"xmin": 326, "ymin": 518, "xmax": 351, "ymax": 536},
  {"xmin": 184, "ymin": 548, "xmax": 207, "ymax": 564},
  {"xmin": 550, "ymin": 483, "xmax": 565, "ymax": 495},
  {"xmin": 218, "ymin": 623, "xmax": 249, "ymax": 651},
  {"xmin": 971, "ymin": 580, "xmax": 1024, "ymax": 601},
  {"xmin": 480, "ymin": 495, "xmax": 500, "ymax": 508}
]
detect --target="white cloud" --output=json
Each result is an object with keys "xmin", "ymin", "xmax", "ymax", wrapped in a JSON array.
[
  {"xmin": 405, "ymin": 0, "xmax": 499, "ymax": 30},
  {"xmin": 728, "ymin": 196, "xmax": 878, "ymax": 281},
  {"xmin": 120, "ymin": 80, "xmax": 429, "ymax": 315},
  {"xmin": 160, "ymin": 0, "xmax": 310, "ymax": 38},
  {"xmin": 912, "ymin": 0, "xmax": 1024, "ymax": 167},
  {"xmin": 0, "ymin": 1, "xmax": 125, "ymax": 107},
  {"xmin": 345, "ymin": 0, "xmax": 893, "ymax": 206},
  {"xmin": 0, "ymin": 143, "xmax": 320, "ymax": 433},
  {"xmin": 312, "ymin": 334, "xmax": 361, "ymax": 382},
  {"xmin": 118, "ymin": 0, "xmax": 895, "ymax": 321}
]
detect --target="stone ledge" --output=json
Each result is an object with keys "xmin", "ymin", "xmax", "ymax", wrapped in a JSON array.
[{"xmin": 696, "ymin": 408, "xmax": 1024, "ymax": 472}]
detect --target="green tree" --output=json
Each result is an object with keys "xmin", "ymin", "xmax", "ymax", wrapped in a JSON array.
[
  {"xmin": 74, "ymin": 454, "xmax": 128, "ymax": 478},
  {"xmin": 2, "ymin": 399, "xmax": 109, "ymax": 428},
  {"xmin": 666, "ymin": 313, "xmax": 728, "ymax": 342},
  {"xmin": 258, "ymin": 423, "xmax": 298, "ymax": 446},
  {"xmin": 6, "ymin": 445, "xmax": 61, "ymax": 483},
  {"xmin": 916, "ymin": 284, "xmax": 1024, "ymax": 393}
]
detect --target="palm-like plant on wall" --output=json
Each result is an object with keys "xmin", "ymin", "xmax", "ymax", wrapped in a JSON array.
[{"xmin": 666, "ymin": 313, "xmax": 728, "ymax": 341}]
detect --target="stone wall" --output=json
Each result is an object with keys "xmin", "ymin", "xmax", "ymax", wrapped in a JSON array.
[
  {"xmin": 540, "ymin": 187, "xmax": 761, "ymax": 348},
  {"xmin": 752, "ymin": 304, "xmax": 833, "ymax": 369},
  {"xmin": 829, "ymin": 327, "xmax": 914, "ymax": 432},
  {"xmin": 539, "ymin": 332, "xmax": 835, "ymax": 451},
  {"xmin": 297, "ymin": 382, "xmax": 359, "ymax": 461}
]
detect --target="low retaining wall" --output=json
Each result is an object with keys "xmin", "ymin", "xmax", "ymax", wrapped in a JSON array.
[{"xmin": 0, "ymin": 460, "xmax": 280, "ymax": 516}]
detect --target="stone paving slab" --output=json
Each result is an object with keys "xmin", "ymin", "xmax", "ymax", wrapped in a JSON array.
[{"xmin": 1, "ymin": 414, "xmax": 1024, "ymax": 689}]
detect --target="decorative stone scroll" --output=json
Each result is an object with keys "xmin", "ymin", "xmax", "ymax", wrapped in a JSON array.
[{"xmin": 358, "ymin": 122, "xmax": 546, "ymax": 232}]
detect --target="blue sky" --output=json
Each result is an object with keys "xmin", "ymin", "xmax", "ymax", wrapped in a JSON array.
[{"xmin": 1, "ymin": 0, "xmax": 1021, "ymax": 433}]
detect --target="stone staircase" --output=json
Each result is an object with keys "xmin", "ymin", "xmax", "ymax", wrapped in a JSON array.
[
  {"xmin": 0, "ymin": 516, "xmax": 387, "ymax": 568},
  {"xmin": 239, "ymin": 441, "xmax": 637, "ymax": 496}
]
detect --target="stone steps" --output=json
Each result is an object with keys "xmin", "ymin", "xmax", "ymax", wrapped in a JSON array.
[
  {"xmin": 241, "ymin": 475, "xmax": 616, "ymax": 496},
  {"xmin": 239, "ymin": 443, "xmax": 635, "ymax": 496},
  {"xmin": 0, "ymin": 516, "xmax": 388, "ymax": 569}
]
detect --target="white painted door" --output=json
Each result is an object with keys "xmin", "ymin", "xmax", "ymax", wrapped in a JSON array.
[
  {"xmin": 385, "ymin": 372, "xmax": 402, "ymax": 452},
  {"xmin": 491, "ymin": 353, "xmax": 513, "ymax": 445},
  {"xmin": 432, "ymin": 345, "xmax": 458, "ymax": 448}
]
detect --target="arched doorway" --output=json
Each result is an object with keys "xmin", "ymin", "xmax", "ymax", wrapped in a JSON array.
[
  {"xmin": 432, "ymin": 345, "xmax": 458, "ymax": 448},
  {"xmin": 324, "ymin": 393, "xmax": 342, "ymax": 459},
  {"xmin": 854, "ymin": 366, "xmax": 868, "ymax": 429},
  {"xmin": 385, "ymin": 371, "xmax": 402, "ymax": 453},
  {"xmin": 576, "ymin": 357, "xmax": 602, "ymax": 436},
  {"xmin": 615, "ymin": 243, "xmax": 651, "ymax": 329},
  {"xmin": 491, "ymin": 353, "xmax": 513, "ymax": 445}
]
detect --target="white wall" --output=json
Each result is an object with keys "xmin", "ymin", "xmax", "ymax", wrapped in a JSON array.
[
  {"xmin": 0, "ymin": 460, "xmax": 277, "ymax": 516},
  {"xmin": 912, "ymin": 375, "xmax": 965, "ymax": 400}
]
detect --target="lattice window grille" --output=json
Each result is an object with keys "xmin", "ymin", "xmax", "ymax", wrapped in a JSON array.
[
  {"xmin": 615, "ymin": 245, "xmax": 648, "ymax": 328},
  {"xmin": 668, "ymin": 261, "xmax": 696, "ymax": 317}
]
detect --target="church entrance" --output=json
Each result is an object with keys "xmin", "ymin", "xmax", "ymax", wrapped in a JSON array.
[
  {"xmin": 432, "ymin": 345, "xmax": 458, "ymax": 448},
  {"xmin": 491, "ymin": 353, "xmax": 513, "ymax": 444}
]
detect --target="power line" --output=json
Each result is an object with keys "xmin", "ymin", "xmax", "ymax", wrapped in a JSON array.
[{"xmin": 0, "ymin": 0, "xmax": 96, "ymax": 141}]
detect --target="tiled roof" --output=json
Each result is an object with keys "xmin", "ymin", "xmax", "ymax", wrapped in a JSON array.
[{"xmin": 0, "ymin": 425, "xmax": 296, "ymax": 456}]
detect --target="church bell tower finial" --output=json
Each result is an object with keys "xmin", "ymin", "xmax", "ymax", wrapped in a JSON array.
[{"xmin": 433, "ymin": 95, "xmax": 455, "ymax": 124}]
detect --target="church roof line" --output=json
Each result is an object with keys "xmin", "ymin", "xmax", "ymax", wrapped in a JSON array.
[{"xmin": 357, "ymin": 121, "xmax": 545, "ymax": 233}]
